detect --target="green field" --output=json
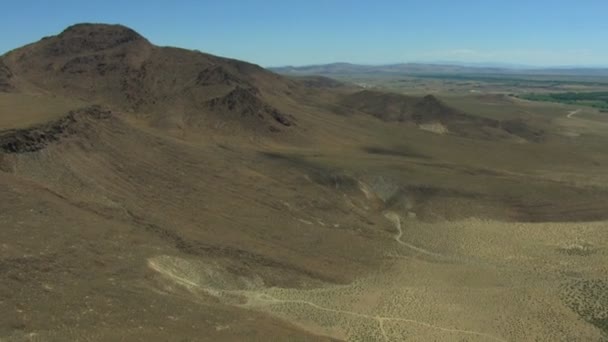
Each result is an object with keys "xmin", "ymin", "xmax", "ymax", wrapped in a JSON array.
[{"xmin": 519, "ymin": 91, "xmax": 608, "ymax": 111}]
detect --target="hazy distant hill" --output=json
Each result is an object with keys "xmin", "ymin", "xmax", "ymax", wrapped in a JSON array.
[{"xmin": 271, "ymin": 62, "xmax": 608, "ymax": 77}]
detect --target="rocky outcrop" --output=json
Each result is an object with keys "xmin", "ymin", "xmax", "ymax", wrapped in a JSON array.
[
  {"xmin": 45, "ymin": 23, "xmax": 148, "ymax": 56},
  {"xmin": 206, "ymin": 87, "xmax": 294, "ymax": 128},
  {"xmin": 0, "ymin": 60, "xmax": 13, "ymax": 92},
  {"xmin": 196, "ymin": 65, "xmax": 251, "ymax": 87},
  {"xmin": 0, "ymin": 106, "xmax": 112, "ymax": 153}
]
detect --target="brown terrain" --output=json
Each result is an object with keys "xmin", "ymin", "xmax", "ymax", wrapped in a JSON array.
[{"xmin": 2, "ymin": 23, "xmax": 608, "ymax": 341}]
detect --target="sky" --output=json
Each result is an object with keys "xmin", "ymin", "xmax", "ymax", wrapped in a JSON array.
[{"xmin": 2, "ymin": 0, "xmax": 607, "ymax": 67}]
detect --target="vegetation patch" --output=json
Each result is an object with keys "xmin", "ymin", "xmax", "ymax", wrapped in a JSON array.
[
  {"xmin": 519, "ymin": 92, "xmax": 608, "ymax": 111},
  {"xmin": 561, "ymin": 279, "xmax": 608, "ymax": 336}
]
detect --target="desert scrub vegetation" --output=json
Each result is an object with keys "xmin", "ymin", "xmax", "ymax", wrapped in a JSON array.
[{"xmin": 561, "ymin": 279, "xmax": 608, "ymax": 335}]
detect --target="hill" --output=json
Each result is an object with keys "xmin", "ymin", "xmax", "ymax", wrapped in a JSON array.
[
  {"xmin": 2, "ymin": 24, "xmax": 608, "ymax": 341},
  {"xmin": 1, "ymin": 24, "xmax": 544, "ymax": 141},
  {"xmin": 336, "ymin": 90, "xmax": 544, "ymax": 140},
  {"xmin": 2, "ymin": 23, "xmax": 297, "ymax": 135}
]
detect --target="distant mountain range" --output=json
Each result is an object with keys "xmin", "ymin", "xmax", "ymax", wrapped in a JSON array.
[{"xmin": 270, "ymin": 62, "xmax": 608, "ymax": 77}]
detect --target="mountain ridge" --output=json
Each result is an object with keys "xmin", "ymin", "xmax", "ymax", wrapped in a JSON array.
[
  {"xmin": 1, "ymin": 23, "xmax": 533, "ymax": 141},
  {"xmin": 1, "ymin": 23, "xmax": 302, "ymax": 135},
  {"xmin": 271, "ymin": 62, "xmax": 608, "ymax": 77}
]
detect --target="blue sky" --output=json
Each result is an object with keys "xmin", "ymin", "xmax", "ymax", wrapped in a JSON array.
[{"xmin": 2, "ymin": 0, "xmax": 607, "ymax": 67}]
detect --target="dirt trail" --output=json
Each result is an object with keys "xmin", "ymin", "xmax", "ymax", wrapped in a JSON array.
[
  {"xmin": 378, "ymin": 316, "xmax": 389, "ymax": 341},
  {"xmin": 149, "ymin": 257, "xmax": 507, "ymax": 342},
  {"xmin": 567, "ymin": 109, "xmax": 581, "ymax": 118},
  {"xmin": 384, "ymin": 211, "xmax": 443, "ymax": 258},
  {"xmin": 245, "ymin": 292, "xmax": 508, "ymax": 342}
]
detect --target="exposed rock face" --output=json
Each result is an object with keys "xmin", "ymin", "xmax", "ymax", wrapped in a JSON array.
[
  {"xmin": 196, "ymin": 65, "xmax": 251, "ymax": 87},
  {"xmin": 0, "ymin": 60, "xmax": 13, "ymax": 92},
  {"xmin": 206, "ymin": 86, "xmax": 294, "ymax": 128},
  {"xmin": 45, "ymin": 23, "xmax": 149, "ymax": 56},
  {"xmin": 59, "ymin": 54, "xmax": 118, "ymax": 75},
  {"xmin": 0, "ymin": 106, "xmax": 112, "ymax": 153}
]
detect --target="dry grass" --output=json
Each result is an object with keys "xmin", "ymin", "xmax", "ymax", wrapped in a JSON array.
[{"xmin": 148, "ymin": 207, "xmax": 608, "ymax": 341}]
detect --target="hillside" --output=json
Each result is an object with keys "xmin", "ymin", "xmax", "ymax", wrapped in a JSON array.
[
  {"xmin": 2, "ymin": 24, "xmax": 608, "ymax": 341},
  {"xmin": 337, "ymin": 90, "xmax": 544, "ymax": 140},
  {"xmin": 340, "ymin": 90, "xmax": 479, "ymax": 123},
  {"xmin": 1, "ymin": 24, "xmax": 544, "ymax": 141},
  {"xmin": 2, "ymin": 23, "xmax": 298, "ymax": 135}
]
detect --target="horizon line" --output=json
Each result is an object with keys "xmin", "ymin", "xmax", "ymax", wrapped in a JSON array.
[{"xmin": 268, "ymin": 61, "xmax": 608, "ymax": 70}]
